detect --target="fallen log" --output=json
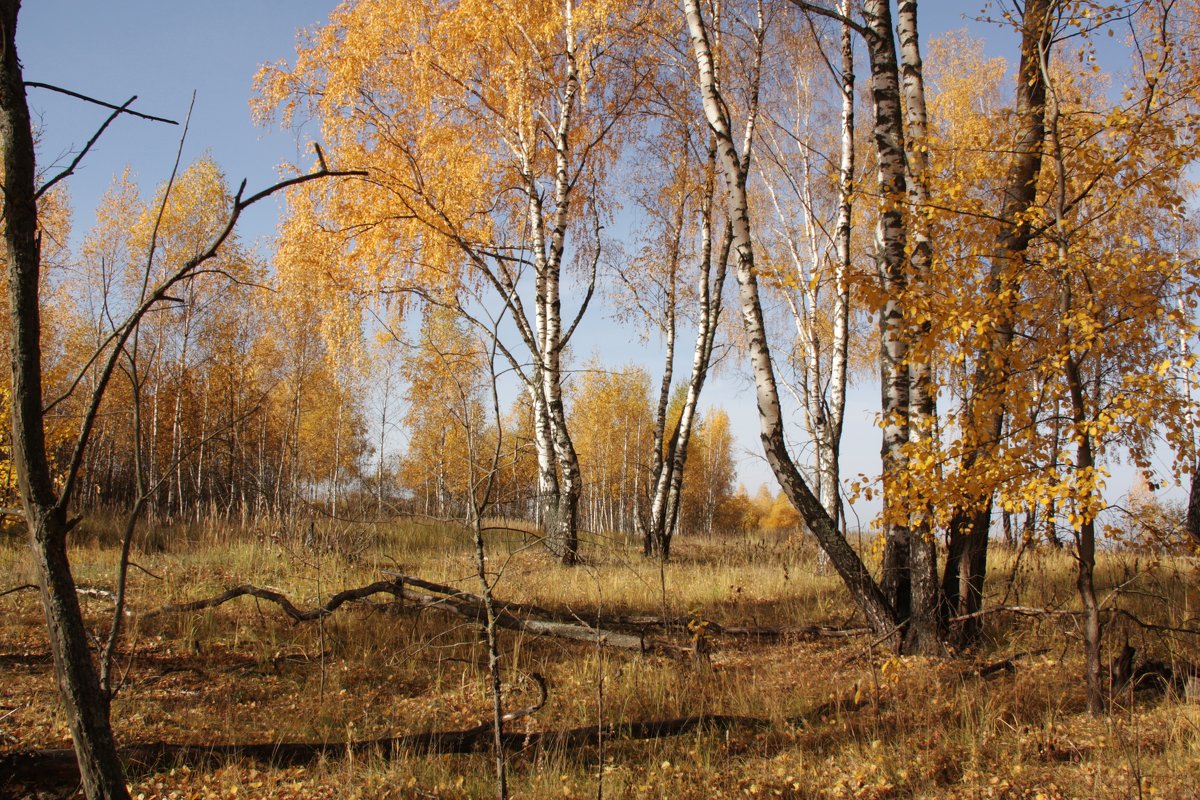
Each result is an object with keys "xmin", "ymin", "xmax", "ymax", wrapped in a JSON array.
[
  {"xmin": 9, "ymin": 572, "xmax": 860, "ymax": 648},
  {"xmin": 140, "ymin": 576, "xmax": 686, "ymax": 655},
  {"xmin": 0, "ymin": 714, "xmax": 769, "ymax": 791},
  {"xmin": 383, "ymin": 573, "xmax": 866, "ymax": 643},
  {"xmin": 142, "ymin": 580, "xmax": 405, "ymax": 622}
]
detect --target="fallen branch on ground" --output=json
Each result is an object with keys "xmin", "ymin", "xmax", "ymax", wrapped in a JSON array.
[
  {"xmin": 382, "ymin": 573, "xmax": 866, "ymax": 642},
  {"xmin": 141, "ymin": 581, "xmax": 405, "ymax": 622},
  {"xmin": 139, "ymin": 575, "xmax": 686, "ymax": 655},
  {"xmin": 6, "ymin": 572, "xmax": 868, "ymax": 645},
  {"xmin": 950, "ymin": 605, "xmax": 1200, "ymax": 636}
]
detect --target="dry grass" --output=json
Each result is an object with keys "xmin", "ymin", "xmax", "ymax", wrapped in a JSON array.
[{"xmin": 1, "ymin": 517, "xmax": 1199, "ymax": 799}]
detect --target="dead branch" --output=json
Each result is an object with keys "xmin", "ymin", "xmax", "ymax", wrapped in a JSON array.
[
  {"xmin": 141, "ymin": 580, "xmax": 405, "ymax": 622},
  {"xmin": 950, "ymin": 605, "xmax": 1200, "ymax": 637},
  {"xmin": 35, "ymin": 95, "xmax": 138, "ymax": 200},
  {"xmin": 384, "ymin": 572, "xmax": 864, "ymax": 642},
  {"xmin": 956, "ymin": 649, "xmax": 1050, "ymax": 682},
  {"xmin": 131, "ymin": 572, "xmax": 868, "ymax": 653},
  {"xmin": 23, "ymin": 82, "xmax": 178, "ymax": 124},
  {"xmin": 501, "ymin": 672, "xmax": 547, "ymax": 723},
  {"xmin": 138, "ymin": 576, "xmax": 685, "ymax": 655},
  {"xmin": 126, "ymin": 561, "xmax": 163, "ymax": 581}
]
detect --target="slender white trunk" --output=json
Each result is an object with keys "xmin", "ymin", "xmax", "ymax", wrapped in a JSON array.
[
  {"xmin": 682, "ymin": 0, "xmax": 898, "ymax": 639},
  {"xmin": 826, "ymin": 0, "xmax": 854, "ymax": 530}
]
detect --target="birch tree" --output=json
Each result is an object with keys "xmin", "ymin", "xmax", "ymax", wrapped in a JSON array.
[
  {"xmin": 256, "ymin": 0, "xmax": 650, "ymax": 563},
  {"xmin": 682, "ymin": 0, "xmax": 901, "ymax": 639},
  {"xmin": 622, "ymin": 100, "xmax": 732, "ymax": 558},
  {"xmin": 754, "ymin": 0, "xmax": 857, "ymax": 540}
]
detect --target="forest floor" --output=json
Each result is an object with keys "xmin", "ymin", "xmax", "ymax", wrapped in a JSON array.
[{"xmin": 1, "ymin": 517, "xmax": 1198, "ymax": 799}]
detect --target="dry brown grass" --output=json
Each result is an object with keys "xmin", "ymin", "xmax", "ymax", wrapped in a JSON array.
[{"xmin": 1, "ymin": 517, "xmax": 1199, "ymax": 799}]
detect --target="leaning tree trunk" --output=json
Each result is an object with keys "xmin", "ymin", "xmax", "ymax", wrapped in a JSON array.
[
  {"xmin": 1, "ymin": 4, "xmax": 131, "ymax": 796},
  {"xmin": 682, "ymin": 0, "xmax": 899, "ymax": 642}
]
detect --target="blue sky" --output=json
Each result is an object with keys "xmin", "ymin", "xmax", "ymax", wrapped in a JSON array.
[{"xmin": 17, "ymin": 1, "xmax": 1164, "ymax": 525}]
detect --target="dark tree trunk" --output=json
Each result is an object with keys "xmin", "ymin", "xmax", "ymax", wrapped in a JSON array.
[
  {"xmin": 1186, "ymin": 459, "xmax": 1200, "ymax": 545},
  {"xmin": 1, "ymin": 3, "xmax": 131, "ymax": 796},
  {"xmin": 942, "ymin": 504, "xmax": 991, "ymax": 644},
  {"xmin": 939, "ymin": 0, "xmax": 1056, "ymax": 644}
]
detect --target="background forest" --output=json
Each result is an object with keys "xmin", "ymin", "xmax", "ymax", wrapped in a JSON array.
[{"xmin": 3, "ymin": 0, "xmax": 1200, "ymax": 798}]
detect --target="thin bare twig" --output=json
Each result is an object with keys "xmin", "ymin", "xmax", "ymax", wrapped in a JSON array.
[{"xmin": 35, "ymin": 96, "xmax": 136, "ymax": 199}]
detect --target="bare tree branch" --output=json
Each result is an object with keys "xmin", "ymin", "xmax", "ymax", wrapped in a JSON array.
[
  {"xmin": 35, "ymin": 96, "xmax": 135, "ymax": 199},
  {"xmin": 24, "ymin": 82, "xmax": 178, "ymax": 124}
]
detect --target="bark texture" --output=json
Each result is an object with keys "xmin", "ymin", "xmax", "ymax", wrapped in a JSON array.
[
  {"xmin": 860, "ymin": 0, "xmax": 913, "ymax": 632},
  {"xmin": 682, "ymin": 0, "xmax": 899, "ymax": 641},
  {"xmin": 895, "ymin": 0, "xmax": 941, "ymax": 655},
  {"xmin": 1, "ymin": 3, "xmax": 131, "ymax": 796},
  {"xmin": 941, "ymin": 0, "xmax": 1056, "ymax": 644}
]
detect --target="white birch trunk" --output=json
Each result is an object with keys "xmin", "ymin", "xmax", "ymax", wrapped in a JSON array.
[
  {"xmin": 681, "ymin": 0, "xmax": 898, "ymax": 640},
  {"xmin": 859, "ymin": 0, "xmax": 914, "ymax": 623},
  {"xmin": 895, "ymin": 0, "xmax": 941, "ymax": 654}
]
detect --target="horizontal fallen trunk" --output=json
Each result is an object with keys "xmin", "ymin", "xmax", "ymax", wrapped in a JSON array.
[
  {"xmin": 5, "ymin": 572, "xmax": 868, "ymax": 658},
  {"xmin": 140, "ymin": 574, "xmax": 685, "ymax": 655},
  {"xmin": 138, "ymin": 572, "xmax": 866, "ymax": 648},
  {"xmin": 143, "ymin": 580, "xmax": 405, "ymax": 622},
  {"xmin": 0, "ymin": 714, "xmax": 769, "ymax": 790}
]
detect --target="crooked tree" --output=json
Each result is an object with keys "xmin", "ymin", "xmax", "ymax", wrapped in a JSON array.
[{"xmin": 2, "ymin": 3, "xmax": 357, "ymax": 793}]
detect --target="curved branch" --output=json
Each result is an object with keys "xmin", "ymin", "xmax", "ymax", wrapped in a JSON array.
[
  {"xmin": 783, "ymin": 0, "xmax": 870, "ymax": 39},
  {"xmin": 141, "ymin": 580, "xmax": 403, "ymax": 623}
]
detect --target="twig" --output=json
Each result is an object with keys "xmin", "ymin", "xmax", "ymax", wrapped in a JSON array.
[{"xmin": 126, "ymin": 561, "xmax": 163, "ymax": 581}]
